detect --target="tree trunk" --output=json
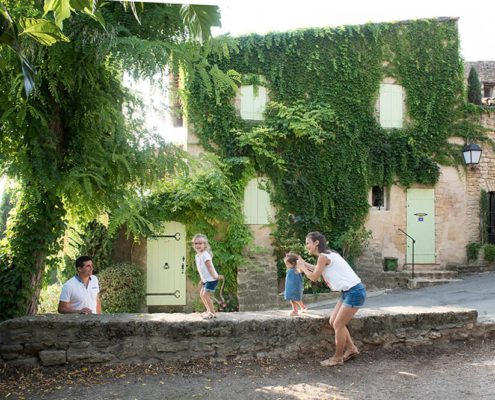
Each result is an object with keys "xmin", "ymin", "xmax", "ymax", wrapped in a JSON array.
[{"xmin": 25, "ymin": 254, "xmax": 46, "ymax": 315}]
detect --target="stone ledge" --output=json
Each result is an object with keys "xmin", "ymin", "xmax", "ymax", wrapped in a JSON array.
[{"xmin": 0, "ymin": 307, "xmax": 482, "ymax": 367}]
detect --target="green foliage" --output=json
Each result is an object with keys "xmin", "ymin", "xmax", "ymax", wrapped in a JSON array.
[
  {"xmin": 0, "ymin": 185, "xmax": 15, "ymax": 239},
  {"xmin": 98, "ymin": 263, "xmax": 145, "ymax": 313},
  {"xmin": 467, "ymin": 67, "xmax": 482, "ymax": 105},
  {"xmin": 58, "ymin": 220, "xmax": 116, "ymax": 283},
  {"xmin": 142, "ymin": 156, "xmax": 252, "ymax": 295},
  {"xmin": 0, "ymin": 1, "xmax": 225, "ymax": 321},
  {"xmin": 184, "ymin": 18, "xmax": 483, "ymax": 271},
  {"xmin": 38, "ymin": 282, "xmax": 62, "ymax": 313},
  {"xmin": 466, "ymin": 242, "xmax": 482, "ymax": 261},
  {"xmin": 334, "ymin": 227, "xmax": 372, "ymax": 266},
  {"xmin": 483, "ymin": 244, "xmax": 495, "ymax": 263}
]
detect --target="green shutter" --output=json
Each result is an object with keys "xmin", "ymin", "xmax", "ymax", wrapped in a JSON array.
[
  {"xmin": 243, "ymin": 178, "xmax": 272, "ymax": 224},
  {"xmin": 379, "ymin": 83, "xmax": 403, "ymax": 128},
  {"xmin": 240, "ymin": 85, "xmax": 267, "ymax": 120}
]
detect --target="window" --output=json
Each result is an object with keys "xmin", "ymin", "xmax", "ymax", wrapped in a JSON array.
[
  {"xmin": 243, "ymin": 178, "xmax": 273, "ymax": 224},
  {"xmin": 371, "ymin": 185, "xmax": 390, "ymax": 210},
  {"xmin": 483, "ymin": 83, "xmax": 494, "ymax": 98},
  {"xmin": 239, "ymin": 85, "xmax": 268, "ymax": 120},
  {"xmin": 379, "ymin": 83, "xmax": 404, "ymax": 128}
]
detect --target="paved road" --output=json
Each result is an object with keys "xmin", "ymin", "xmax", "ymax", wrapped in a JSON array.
[{"xmin": 311, "ymin": 271, "xmax": 495, "ymax": 322}]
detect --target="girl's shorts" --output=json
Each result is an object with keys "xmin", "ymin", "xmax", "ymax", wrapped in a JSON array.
[
  {"xmin": 341, "ymin": 282, "xmax": 366, "ymax": 308},
  {"xmin": 204, "ymin": 280, "xmax": 219, "ymax": 293}
]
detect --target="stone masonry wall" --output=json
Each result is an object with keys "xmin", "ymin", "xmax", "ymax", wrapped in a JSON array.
[
  {"xmin": 1, "ymin": 307, "xmax": 490, "ymax": 367},
  {"xmin": 237, "ymin": 253, "xmax": 279, "ymax": 311},
  {"xmin": 466, "ymin": 115, "xmax": 495, "ymax": 243}
]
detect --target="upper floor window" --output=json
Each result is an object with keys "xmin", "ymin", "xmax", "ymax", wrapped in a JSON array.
[
  {"xmin": 379, "ymin": 83, "xmax": 404, "ymax": 128},
  {"xmin": 238, "ymin": 85, "xmax": 268, "ymax": 121}
]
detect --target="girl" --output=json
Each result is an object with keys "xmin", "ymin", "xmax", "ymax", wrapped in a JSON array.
[
  {"xmin": 297, "ymin": 231, "xmax": 366, "ymax": 367},
  {"xmin": 192, "ymin": 233, "xmax": 220, "ymax": 319},
  {"xmin": 283, "ymin": 253, "xmax": 307, "ymax": 316}
]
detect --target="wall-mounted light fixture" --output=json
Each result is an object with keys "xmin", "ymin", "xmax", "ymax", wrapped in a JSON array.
[{"xmin": 462, "ymin": 143, "xmax": 482, "ymax": 168}]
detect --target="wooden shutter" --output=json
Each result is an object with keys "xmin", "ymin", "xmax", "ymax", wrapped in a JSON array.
[{"xmin": 379, "ymin": 83, "xmax": 404, "ymax": 128}]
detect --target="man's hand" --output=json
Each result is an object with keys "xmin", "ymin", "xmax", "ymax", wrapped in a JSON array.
[{"xmin": 79, "ymin": 307, "xmax": 92, "ymax": 314}]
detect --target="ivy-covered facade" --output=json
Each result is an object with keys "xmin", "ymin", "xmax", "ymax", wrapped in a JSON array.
[{"xmin": 182, "ymin": 17, "xmax": 489, "ymax": 287}]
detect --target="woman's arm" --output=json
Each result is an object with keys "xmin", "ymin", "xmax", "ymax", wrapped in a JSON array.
[{"xmin": 297, "ymin": 255, "xmax": 329, "ymax": 282}]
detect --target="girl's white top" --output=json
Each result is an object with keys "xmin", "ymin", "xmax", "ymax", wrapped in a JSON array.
[
  {"xmin": 195, "ymin": 251, "xmax": 218, "ymax": 282},
  {"xmin": 320, "ymin": 252, "xmax": 361, "ymax": 291}
]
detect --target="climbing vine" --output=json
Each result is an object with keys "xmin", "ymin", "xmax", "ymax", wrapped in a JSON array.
[{"xmin": 184, "ymin": 18, "xmax": 485, "ymax": 273}]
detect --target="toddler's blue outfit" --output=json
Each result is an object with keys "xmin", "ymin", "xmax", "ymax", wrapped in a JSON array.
[{"xmin": 284, "ymin": 268, "xmax": 303, "ymax": 301}]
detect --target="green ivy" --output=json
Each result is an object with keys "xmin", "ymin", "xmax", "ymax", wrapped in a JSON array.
[{"xmin": 183, "ymin": 18, "xmax": 485, "ymax": 268}]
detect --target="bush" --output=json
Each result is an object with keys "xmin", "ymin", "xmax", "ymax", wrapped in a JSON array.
[
  {"xmin": 38, "ymin": 283, "xmax": 62, "ymax": 314},
  {"xmin": 466, "ymin": 242, "xmax": 482, "ymax": 261},
  {"xmin": 483, "ymin": 244, "xmax": 495, "ymax": 263},
  {"xmin": 98, "ymin": 263, "xmax": 145, "ymax": 313}
]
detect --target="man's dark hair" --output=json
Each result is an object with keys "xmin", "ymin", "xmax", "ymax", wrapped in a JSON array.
[{"xmin": 75, "ymin": 255, "xmax": 92, "ymax": 269}]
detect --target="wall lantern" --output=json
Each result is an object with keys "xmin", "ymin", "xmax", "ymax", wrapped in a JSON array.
[{"xmin": 462, "ymin": 143, "xmax": 482, "ymax": 167}]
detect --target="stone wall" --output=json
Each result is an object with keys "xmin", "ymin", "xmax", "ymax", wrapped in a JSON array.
[
  {"xmin": 1, "ymin": 307, "xmax": 490, "ymax": 367},
  {"xmin": 237, "ymin": 253, "xmax": 279, "ymax": 311}
]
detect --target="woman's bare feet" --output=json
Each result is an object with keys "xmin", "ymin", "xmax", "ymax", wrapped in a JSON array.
[{"xmin": 343, "ymin": 347, "xmax": 360, "ymax": 361}]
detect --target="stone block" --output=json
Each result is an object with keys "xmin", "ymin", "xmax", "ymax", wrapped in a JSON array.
[
  {"xmin": 67, "ymin": 348, "xmax": 115, "ymax": 364},
  {"xmin": 0, "ymin": 344, "xmax": 23, "ymax": 352},
  {"xmin": 8, "ymin": 357, "xmax": 39, "ymax": 367},
  {"xmin": 39, "ymin": 350, "xmax": 67, "ymax": 366}
]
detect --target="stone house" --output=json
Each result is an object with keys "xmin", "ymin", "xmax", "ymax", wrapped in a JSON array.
[
  {"xmin": 115, "ymin": 19, "xmax": 495, "ymax": 312},
  {"xmin": 465, "ymin": 61, "xmax": 495, "ymax": 104}
]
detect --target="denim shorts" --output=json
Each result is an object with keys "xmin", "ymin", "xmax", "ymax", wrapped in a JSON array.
[
  {"xmin": 341, "ymin": 282, "xmax": 366, "ymax": 308},
  {"xmin": 204, "ymin": 280, "xmax": 219, "ymax": 293}
]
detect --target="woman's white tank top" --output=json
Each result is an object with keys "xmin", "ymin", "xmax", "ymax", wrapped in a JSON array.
[{"xmin": 320, "ymin": 252, "xmax": 361, "ymax": 291}]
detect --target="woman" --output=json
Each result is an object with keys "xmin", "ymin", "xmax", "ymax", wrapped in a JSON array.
[{"xmin": 297, "ymin": 231, "xmax": 366, "ymax": 367}]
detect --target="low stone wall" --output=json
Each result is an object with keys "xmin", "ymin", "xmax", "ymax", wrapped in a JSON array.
[{"xmin": 2, "ymin": 306, "xmax": 492, "ymax": 368}]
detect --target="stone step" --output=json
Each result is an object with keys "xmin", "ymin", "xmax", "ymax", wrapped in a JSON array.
[
  {"xmin": 407, "ymin": 270, "xmax": 459, "ymax": 279},
  {"xmin": 401, "ymin": 263, "xmax": 445, "ymax": 271},
  {"xmin": 407, "ymin": 278, "xmax": 462, "ymax": 289}
]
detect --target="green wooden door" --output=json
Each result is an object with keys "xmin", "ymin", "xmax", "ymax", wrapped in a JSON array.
[
  {"xmin": 406, "ymin": 189, "xmax": 435, "ymax": 263},
  {"xmin": 146, "ymin": 221, "xmax": 186, "ymax": 306}
]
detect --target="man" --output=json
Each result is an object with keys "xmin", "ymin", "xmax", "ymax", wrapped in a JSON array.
[{"xmin": 58, "ymin": 256, "xmax": 102, "ymax": 314}]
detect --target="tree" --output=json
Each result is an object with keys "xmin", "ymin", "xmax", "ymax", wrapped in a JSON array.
[
  {"xmin": 0, "ymin": 1, "xmax": 220, "ymax": 96},
  {"xmin": 0, "ymin": 1, "xmax": 221, "ymax": 320},
  {"xmin": 467, "ymin": 66, "xmax": 482, "ymax": 105}
]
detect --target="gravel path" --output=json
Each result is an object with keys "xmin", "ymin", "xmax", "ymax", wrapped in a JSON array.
[{"xmin": 2, "ymin": 338, "xmax": 495, "ymax": 400}]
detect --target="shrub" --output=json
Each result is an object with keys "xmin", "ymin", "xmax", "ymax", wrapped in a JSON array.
[
  {"xmin": 98, "ymin": 263, "xmax": 145, "ymax": 313},
  {"xmin": 466, "ymin": 242, "xmax": 482, "ymax": 261},
  {"xmin": 483, "ymin": 244, "xmax": 495, "ymax": 263},
  {"xmin": 38, "ymin": 283, "xmax": 62, "ymax": 314}
]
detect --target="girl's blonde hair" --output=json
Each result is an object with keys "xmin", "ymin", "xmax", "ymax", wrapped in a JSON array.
[{"xmin": 192, "ymin": 233, "xmax": 213, "ymax": 256}]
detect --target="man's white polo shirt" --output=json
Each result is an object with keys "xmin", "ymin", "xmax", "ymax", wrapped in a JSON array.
[{"xmin": 59, "ymin": 275, "xmax": 100, "ymax": 313}]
